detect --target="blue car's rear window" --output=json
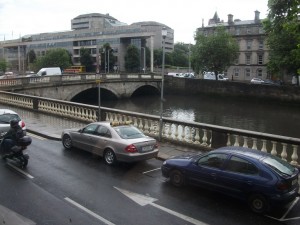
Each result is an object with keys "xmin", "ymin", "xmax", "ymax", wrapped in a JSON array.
[{"xmin": 262, "ymin": 155, "xmax": 295, "ymax": 176}]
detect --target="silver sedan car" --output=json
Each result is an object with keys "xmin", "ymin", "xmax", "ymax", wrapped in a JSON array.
[{"xmin": 61, "ymin": 121, "xmax": 159, "ymax": 165}]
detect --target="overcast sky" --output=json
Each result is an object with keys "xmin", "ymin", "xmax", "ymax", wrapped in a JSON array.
[{"xmin": 0, "ymin": 0, "xmax": 269, "ymax": 43}]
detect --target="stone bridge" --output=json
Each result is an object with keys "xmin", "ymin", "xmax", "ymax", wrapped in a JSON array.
[{"xmin": 0, "ymin": 73, "xmax": 162, "ymax": 101}]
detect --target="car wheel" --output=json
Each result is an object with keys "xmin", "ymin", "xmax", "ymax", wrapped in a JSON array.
[
  {"xmin": 170, "ymin": 170, "xmax": 184, "ymax": 187},
  {"xmin": 104, "ymin": 149, "xmax": 116, "ymax": 165},
  {"xmin": 62, "ymin": 134, "xmax": 72, "ymax": 150},
  {"xmin": 248, "ymin": 194, "xmax": 269, "ymax": 214}
]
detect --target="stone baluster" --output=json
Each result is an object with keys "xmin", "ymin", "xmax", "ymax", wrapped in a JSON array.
[
  {"xmin": 252, "ymin": 138, "xmax": 258, "ymax": 150},
  {"xmin": 133, "ymin": 117, "xmax": 138, "ymax": 127},
  {"xmin": 271, "ymin": 141, "xmax": 277, "ymax": 156},
  {"xmin": 234, "ymin": 135, "xmax": 239, "ymax": 146},
  {"xmin": 261, "ymin": 140, "xmax": 267, "ymax": 152},
  {"xmin": 138, "ymin": 118, "xmax": 144, "ymax": 131},
  {"xmin": 150, "ymin": 120, "xmax": 156, "ymax": 135},
  {"xmin": 144, "ymin": 119, "xmax": 149, "ymax": 134},
  {"xmin": 226, "ymin": 134, "xmax": 231, "ymax": 146},
  {"xmin": 181, "ymin": 125, "xmax": 186, "ymax": 142},
  {"xmin": 291, "ymin": 145, "xmax": 298, "ymax": 166},
  {"xmin": 174, "ymin": 124, "xmax": 179, "ymax": 141},
  {"xmin": 194, "ymin": 128, "xmax": 200, "ymax": 145},
  {"xmin": 187, "ymin": 126, "xmax": 193, "ymax": 143},
  {"xmin": 280, "ymin": 143, "xmax": 287, "ymax": 161},
  {"xmin": 243, "ymin": 136, "xmax": 248, "ymax": 148},
  {"xmin": 167, "ymin": 123, "xmax": 172, "ymax": 139},
  {"xmin": 202, "ymin": 129, "xmax": 208, "ymax": 146}
]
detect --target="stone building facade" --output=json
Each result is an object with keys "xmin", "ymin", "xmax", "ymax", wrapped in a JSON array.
[
  {"xmin": 0, "ymin": 13, "xmax": 174, "ymax": 73},
  {"xmin": 197, "ymin": 11, "xmax": 269, "ymax": 82}
]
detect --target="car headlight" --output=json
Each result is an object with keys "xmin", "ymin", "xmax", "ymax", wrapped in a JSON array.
[{"xmin": 163, "ymin": 161, "xmax": 167, "ymax": 165}]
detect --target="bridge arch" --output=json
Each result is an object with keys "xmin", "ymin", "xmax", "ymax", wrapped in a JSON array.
[{"xmin": 65, "ymin": 83, "xmax": 160, "ymax": 103}]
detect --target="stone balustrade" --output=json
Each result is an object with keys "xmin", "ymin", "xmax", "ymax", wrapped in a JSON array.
[
  {"xmin": 0, "ymin": 90, "xmax": 299, "ymax": 166},
  {"xmin": 0, "ymin": 73, "xmax": 162, "ymax": 89}
]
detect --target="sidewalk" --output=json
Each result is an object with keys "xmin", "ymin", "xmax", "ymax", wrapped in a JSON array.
[{"xmin": 21, "ymin": 111, "xmax": 202, "ymax": 161}]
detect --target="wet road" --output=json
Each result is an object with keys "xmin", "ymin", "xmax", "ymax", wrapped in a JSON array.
[{"xmin": 1, "ymin": 134, "xmax": 299, "ymax": 225}]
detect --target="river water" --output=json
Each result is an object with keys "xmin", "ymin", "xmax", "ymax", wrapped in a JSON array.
[{"xmin": 98, "ymin": 94, "xmax": 300, "ymax": 138}]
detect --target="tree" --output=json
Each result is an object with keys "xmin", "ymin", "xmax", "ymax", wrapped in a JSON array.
[
  {"xmin": 27, "ymin": 50, "xmax": 36, "ymax": 64},
  {"xmin": 192, "ymin": 26, "xmax": 239, "ymax": 80},
  {"xmin": 34, "ymin": 48, "xmax": 72, "ymax": 71},
  {"xmin": 0, "ymin": 59, "xmax": 7, "ymax": 73},
  {"xmin": 171, "ymin": 43, "xmax": 189, "ymax": 67},
  {"xmin": 263, "ymin": 0, "xmax": 300, "ymax": 84},
  {"xmin": 125, "ymin": 45, "xmax": 140, "ymax": 72},
  {"xmin": 80, "ymin": 48, "xmax": 94, "ymax": 72}
]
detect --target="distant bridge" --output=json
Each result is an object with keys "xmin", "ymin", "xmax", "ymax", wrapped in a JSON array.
[{"xmin": 0, "ymin": 74, "xmax": 162, "ymax": 101}]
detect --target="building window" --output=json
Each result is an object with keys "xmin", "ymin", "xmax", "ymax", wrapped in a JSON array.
[
  {"xmin": 258, "ymin": 54, "xmax": 263, "ymax": 65},
  {"xmin": 246, "ymin": 28, "xmax": 251, "ymax": 34},
  {"xmin": 245, "ymin": 68, "xmax": 251, "ymax": 77},
  {"xmin": 234, "ymin": 68, "xmax": 239, "ymax": 77},
  {"xmin": 259, "ymin": 40, "xmax": 264, "ymax": 50},
  {"xmin": 235, "ymin": 28, "xmax": 240, "ymax": 35},
  {"xmin": 247, "ymin": 40, "xmax": 252, "ymax": 50},
  {"xmin": 257, "ymin": 68, "xmax": 263, "ymax": 77},
  {"xmin": 245, "ymin": 54, "xmax": 251, "ymax": 65}
]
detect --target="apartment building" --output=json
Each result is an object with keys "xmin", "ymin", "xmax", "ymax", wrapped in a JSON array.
[
  {"xmin": 197, "ymin": 11, "xmax": 269, "ymax": 81},
  {"xmin": 0, "ymin": 13, "xmax": 174, "ymax": 73}
]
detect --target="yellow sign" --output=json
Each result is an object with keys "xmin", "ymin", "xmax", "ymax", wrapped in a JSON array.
[{"xmin": 96, "ymin": 80, "xmax": 101, "ymax": 84}]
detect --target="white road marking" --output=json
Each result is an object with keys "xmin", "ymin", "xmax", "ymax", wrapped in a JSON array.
[
  {"xmin": 114, "ymin": 186, "xmax": 208, "ymax": 225},
  {"xmin": 265, "ymin": 197, "xmax": 300, "ymax": 221},
  {"xmin": 64, "ymin": 197, "xmax": 115, "ymax": 225},
  {"xmin": 27, "ymin": 132, "xmax": 46, "ymax": 140},
  {"xmin": 7, "ymin": 162, "xmax": 34, "ymax": 179},
  {"xmin": 142, "ymin": 167, "xmax": 161, "ymax": 174}
]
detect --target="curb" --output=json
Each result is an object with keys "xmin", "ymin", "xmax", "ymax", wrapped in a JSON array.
[{"xmin": 27, "ymin": 129, "xmax": 61, "ymax": 141}]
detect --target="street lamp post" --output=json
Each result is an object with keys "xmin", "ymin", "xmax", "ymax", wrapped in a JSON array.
[
  {"xmin": 159, "ymin": 27, "xmax": 167, "ymax": 141},
  {"xmin": 141, "ymin": 47, "xmax": 146, "ymax": 73}
]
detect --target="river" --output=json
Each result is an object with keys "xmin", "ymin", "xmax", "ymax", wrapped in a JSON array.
[{"xmin": 97, "ymin": 94, "xmax": 300, "ymax": 138}]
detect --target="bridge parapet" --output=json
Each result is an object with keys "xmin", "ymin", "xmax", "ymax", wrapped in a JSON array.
[
  {"xmin": 0, "ymin": 73, "xmax": 162, "ymax": 90},
  {"xmin": 0, "ymin": 90, "xmax": 299, "ymax": 166}
]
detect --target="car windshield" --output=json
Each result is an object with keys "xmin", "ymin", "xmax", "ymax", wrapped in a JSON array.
[
  {"xmin": 0, "ymin": 114, "xmax": 20, "ymax": 124},
  {"xmin": 114, "ymin": 126, "xmax": 145, "ymax": 139},
  {"xmin": 262, "ymin": 155, "xmax": 295, "ymax": 176}
]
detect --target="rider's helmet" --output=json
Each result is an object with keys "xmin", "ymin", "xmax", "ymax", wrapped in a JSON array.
[{"xmin": 10, "ymin": 119, "xmax": 19, "ymax": 128}]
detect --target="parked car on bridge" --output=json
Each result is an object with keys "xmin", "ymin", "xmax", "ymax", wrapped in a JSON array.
[
  {"xmin": 250, "ymin": 78, "xmax": 265, "ymax": 84},
  {"xmin": 161, "ymin": 146, "xmax": 299, "ymax": 213},
  {"xmin": 61, "ymin": 121, "xmax": 159, "ymax": 165}
]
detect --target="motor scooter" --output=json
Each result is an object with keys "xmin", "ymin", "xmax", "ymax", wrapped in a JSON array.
[{"xmin": 1, "ymin": 136, "xmax": 32, "ymax": 168}]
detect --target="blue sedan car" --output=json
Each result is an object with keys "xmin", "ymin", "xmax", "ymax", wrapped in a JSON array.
[{"xmin": 161, "ymin": 146, "xmax": 299, "ymax": 213}]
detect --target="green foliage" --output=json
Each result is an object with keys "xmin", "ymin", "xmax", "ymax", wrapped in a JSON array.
[
  {"xmin": 263, "ymin": 0, "xmax": 300, "ymax": 79},
  {"xmin": 125, "ymin": 45, "xmax": 140, "ymax": 72},
  {"xmin": 34, "ymin": 48, "xmax": 72, "ymax": 71},
  {"xmin": 80, "ymin": 48, "xmax": 94, "ymax": 72},
  {"xmin": 192, "ymin": 26, "xmax": 239, "ymax": 78},
  {"xmin": 153, "ymin": 48, "xmax": 174, "ymax": 68},
  {"xmin": 171, "ymin": 43, "xmax": 189, "ymax": 67},
  {"xmin": 0, "ymin": 59, "xmax": 7, "ymax": 72},
  {"xmin": 27, "ymin": 50, "xmax": 36, "ymax": 63}
]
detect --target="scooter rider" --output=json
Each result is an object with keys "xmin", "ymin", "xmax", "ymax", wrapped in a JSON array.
[{"xmin": 1, "ymin": 119, "xmax": 24, "ymax": 156}]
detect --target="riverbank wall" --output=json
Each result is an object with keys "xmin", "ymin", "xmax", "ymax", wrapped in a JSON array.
[{"xmin": 165, "ymin": 77, "xmax": 300, "ymax": 104}]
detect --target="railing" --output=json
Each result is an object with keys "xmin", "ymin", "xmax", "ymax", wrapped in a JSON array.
[
  {"xmin": 0, "ymin": 73, "xmax": 162, "ymax": 89},
  {"xmin": 0, "ymin": 90, "xmax": 299, "ymax": 166}
]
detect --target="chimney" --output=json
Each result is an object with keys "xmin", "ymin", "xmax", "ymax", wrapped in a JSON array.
[
  {"xmin": 228, "ymin": 14, "xmax": 233, "ymax": 24},
  {"xmin": 254, "ymin": 10, "xmax": 260, "ymax": 23}
]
